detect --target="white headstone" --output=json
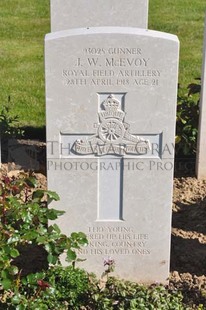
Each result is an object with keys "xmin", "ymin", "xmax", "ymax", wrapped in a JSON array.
[
  {"xmin": 45, "ymin": 27, "xmax": 179, "ymax": 284},
  {"xmin": 50, "ymin": 0, "xmax": 149, "ymax": 32},
  {"xmin": 196, "ymin": 17, "xmax": 206, "ymax": 179}
]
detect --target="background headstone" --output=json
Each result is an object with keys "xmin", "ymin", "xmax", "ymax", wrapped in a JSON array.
[
  {"xmin": 45, "ymin": 27, "xmax": 179, "ymax": 283},
  {"xmin": 50, "ymin": 0, "xmax": 149, "ymax": 32},
  {"xmin": 196, "ymin": 16, "xmax": 206, "ymax": 179}
]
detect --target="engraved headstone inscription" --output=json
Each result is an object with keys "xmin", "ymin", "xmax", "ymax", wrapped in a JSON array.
[
  {"xmin": 45, "ymin": 27, "xmax": 179, "ymax": 283},
  {"xmin": 196, "ymin": 16, "xmax": 206, "ymax": 179},
  {"xmin": 50, "ymin": 0, "xmax": 149, "ymax": 32}
]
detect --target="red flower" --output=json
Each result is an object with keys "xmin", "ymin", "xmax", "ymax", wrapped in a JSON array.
[
  {"xmin": 3, "ymin": 176, "xmax": 11, "ymax": 185},
  {"xmin": 12, "ymin": 185, "xmax": 20, "ymax": 194},
  {"xmin": 37, "ymin": 280, "xmax": 50, "ymax": 290}
]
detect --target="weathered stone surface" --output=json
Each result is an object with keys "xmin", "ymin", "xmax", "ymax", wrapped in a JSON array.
[
  {"xmin": 45, "ymin": 27, "xmax": 179, "ymax": 283},
  {"xmin": 50, "ymin": 0, "xmax": 148, "ymax": 31}
]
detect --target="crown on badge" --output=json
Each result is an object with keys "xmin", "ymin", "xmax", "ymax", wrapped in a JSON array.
[
  {"xmin": 103, "ymin": 94, "xmax": 120, "ymax": 110},
  {"xmin": 100, "ymin": 94, "xmax": 125, "ymax": 121}
]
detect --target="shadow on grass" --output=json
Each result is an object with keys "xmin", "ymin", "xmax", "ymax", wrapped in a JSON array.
[{"xmin": 21, "ymin": 125, "xmax": 46, "ymax": 141}]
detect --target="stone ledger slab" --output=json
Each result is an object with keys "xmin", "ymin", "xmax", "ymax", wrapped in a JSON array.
[
  {"xmin": 45, "ymin": 27, "xmax": 179, "ymax": 283},
  {"xmin": 196, "ymin": 16, "xmax": 206, "ymax": 179},
  {"xmin": 50, "ymin": 0, "xmax": 148, "ymax": 32}
]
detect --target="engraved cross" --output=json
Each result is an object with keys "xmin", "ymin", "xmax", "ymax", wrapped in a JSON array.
[{"xmin": 60, "ymin": 93, "xmax": 154, "ymax": 221}]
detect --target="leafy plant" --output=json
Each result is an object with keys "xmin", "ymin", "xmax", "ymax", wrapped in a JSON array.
[
  {"xmin": 46, "ymin": 266, "xmax": 89, "ymax": 309},
  {"xmin": 0, "ymin": 96, "xmax": 24, "ymax": 139},
  {"xmin": 176, "ymin": 80, "xmax": 200, "ymax": 156},
  {"xmin": 0, "ymin": 173, "xmax": 88, "ymax": 308},
  {"xmin": 1, "ymin": 266, "xmax": 192, "ymax": 310},
  {"xmin": 85, "ymin": 277, "xmax": 188, "ymax": 310},
  {"xmin": 0, "ymin": 96, "xmax": 25, "ymax": 162}
]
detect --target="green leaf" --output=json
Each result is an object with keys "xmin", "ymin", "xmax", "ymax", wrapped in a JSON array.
[
  {"xmin": 47, "ymin": 254, "xmax": 58, "ymax": 264},
  {"xmin": 2, "ymin": 278, "xmax": 12, "ymax": 289},
  {"xmin": 71, "ymin": 232, "xmax": 88, "ymax": 246},
  {"xmin": 21, "ymin": 209, "xmax": 32, "ymax": 222},
  {"xmin": 8, "ymin": 235, "xmax": 20, "ymax": 244},
  {"xmin": 22, "ymin": 231, "xmax": 38, "ymax": 241},
  {"xmin": 21, "ymin": 277, "xmax": 28, "ymax": 285},
  {"xmin": 44, "ymin": 243, "xmax": 52, "ymax": 253},
  {"xmin": 26, "ymin": 273, "xmax": 37, "ymax": 284},
  {"xmin": 71, "ymin": 232, "xmax": 78, "ymax": 239},
  {"xmin": 78, "ymin": 232, "xmax": 87, "ymax": 238},
  {"xmin": 46, "ymin": 191, "xmax": 60, "ymax": 202},
  {"xmin": 1, "ymin": 270, "xmax": 9, "ymax": 279},
  {"xmin": 50, "ymin": 224, "xmax": 61, "ymax": 234},
  {"xmin": 32, "ymin": 189, "xmax": 45, "ymax": 200},
  {"xmin": 25, "ymin": 177, "xmax": 37, "ymax": 188},
  {"xmin": 10, "ymin": 248, "xmax": 20, "ymax": 258},
  {"xmin": 47, "ymin": 209, "xmax": 64, "ymax": 220},
  {"xmin": 9, "ymin": 265, "xmax": 19, "ymax": 275},
  {"xmin": 12, "ymin": 294, "xmax": 22, "ymax": 304},
  {"xmin": 2, "ymin": 245, "xmax": 11, "ymax": 254},
  {"xmin": 36, "ymin": 225, "xmax": 47, "ymax": 235},
  {"xmin": 36, "ymin": 236, "xmax": 47, "ymax": 243},
  {"xmin": 78, "ymin": 238, "xmax": 88, "ymax": 246},
  {"xmin": 47, "ymin": 254, "xmax": 53, "ymax": 264},
  {"xmin": 66, "ymin": 249, "xmax": 77, "ymax": 262},
  {"xmin": 16, "ymin": 304, "xmax": 27, "ymax": 310}
]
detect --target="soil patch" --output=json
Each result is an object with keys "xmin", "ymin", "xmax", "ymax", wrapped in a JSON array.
[{"xmin": 170, "ymin": 177, "xmax": 206, "ymax": 308}]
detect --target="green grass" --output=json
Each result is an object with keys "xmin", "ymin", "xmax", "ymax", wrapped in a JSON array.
[
  {"xmin": 0, "ymin": 0, "xmax": 205, "ymax": 127},
  {"xmin": 0, "ymin": 0, "xmax": 50, "ymax": 127},
  {"xmin": 149, "ymin": 0, "xmax": 205, "ymax": 92}
]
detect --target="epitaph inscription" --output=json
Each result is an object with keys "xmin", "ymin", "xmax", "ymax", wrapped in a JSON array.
[{"xmin": 78, "ymin": 226, "xmax": 151, "ymax": 256}]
